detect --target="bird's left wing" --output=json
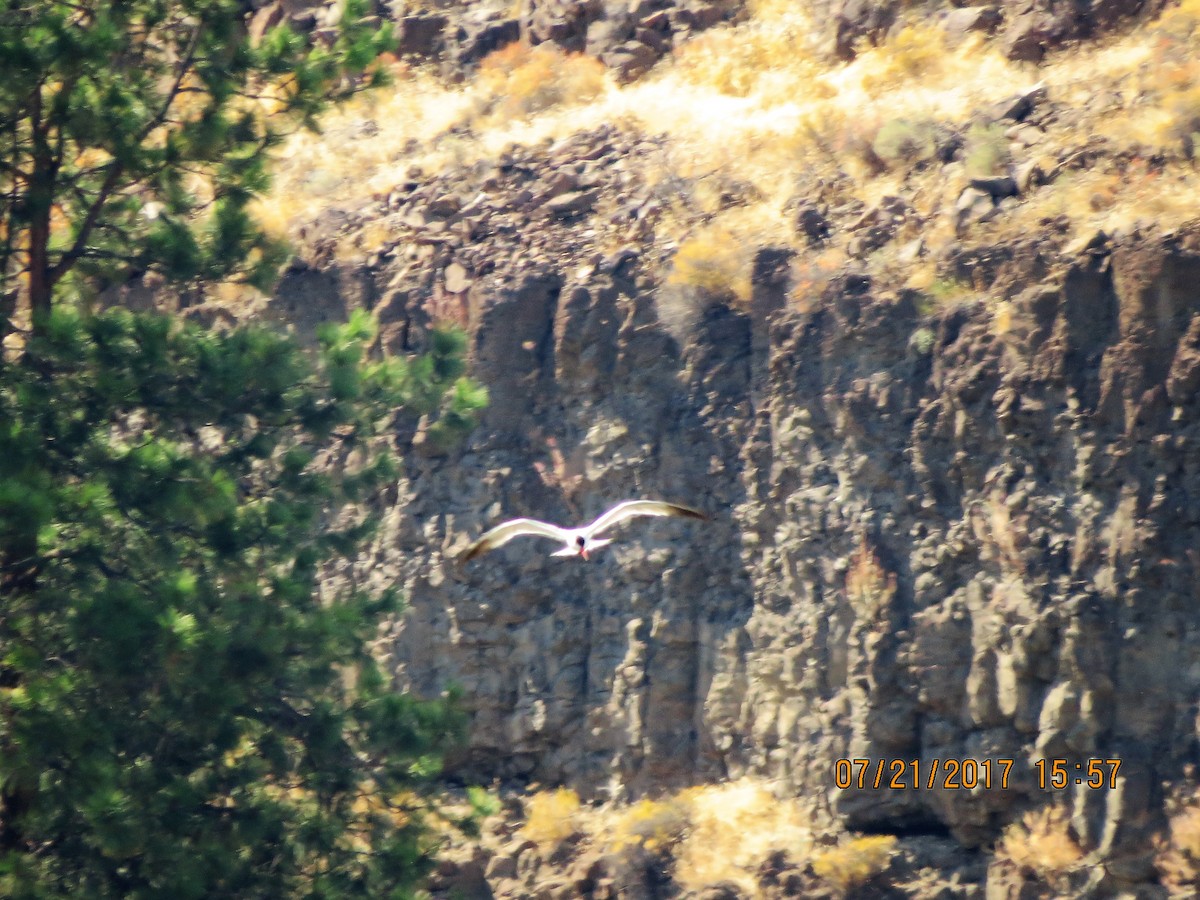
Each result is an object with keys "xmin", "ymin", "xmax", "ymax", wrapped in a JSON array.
[
  {"xmin": 459, "ymin": 518, "xmax": 571, "ymax": 562},
  {"xmin": 584, "ymin": 500, "xmax": 707, "ymax": 538}
]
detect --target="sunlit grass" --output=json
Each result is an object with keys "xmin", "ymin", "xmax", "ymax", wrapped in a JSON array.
[
  {"xmin": 673, "ymin": 779, "xmax": 814, "ymax": 893},
  {"xmin": 514, "ymin": 779, "xmax": 815, "ymax": 893},
  {"xmin": 255, "ymin": 62, "xmax": 479, "ymax": 239},
  {"xmin": 476, "ymin": 42, "xmax": 608, "ymax": 120},
  {"xmin": 810, "ymin": 835, "xmax": 898, "ymax": 893}
]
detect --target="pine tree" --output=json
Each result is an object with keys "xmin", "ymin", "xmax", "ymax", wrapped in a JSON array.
[
  {"xmin": 0, "ymin": 308, "xmax": 488, "ymax": 897},
  {"xmin": 0, "ymin": 5, "xmax": 492, "ymax": 893},
  {"xmin": 0, "ymin": 0, "xmax": 393, "ymax": 325}
]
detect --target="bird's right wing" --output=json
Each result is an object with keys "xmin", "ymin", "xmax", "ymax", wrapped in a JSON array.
[
  {"xmin": 585, "ymin": 500, "xmax": 707, "ymax": 538},
  {"xmin": 458, "ymin": 518, "xmax": 571, "ymax": 562}
]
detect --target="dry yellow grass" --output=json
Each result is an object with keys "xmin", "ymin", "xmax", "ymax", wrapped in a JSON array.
[
  {"xmin": 996, "ymin": 806, "xmax": 1083, "ymax": 878},
  {"xmin": 1103, "ymin": 50, "xmax": 1200, "ymax": 161},
  {"xmin": 673, "ymin": 779, "xmax": 814, "ymax": 894},
  {"xmin": 668, "ymin": 4, "xmax": 824, "ymax": 100},
  {"xmin": 253, "ymin": 63, "xmax": 477, "ymax": 238},
  {"xmin": 607, "ymin": 796, "xmax": 692, "ymax": 854},
  {"xmin": 810, "ymin": 835, "xmax": 898, "ymax": 893},
  {"xmin": 994, "ymin": 161, "xmax": 1200, "ymax": 250},
  {"xmin": 476, "ymin": 42, "xmax": 608, "ymax": 121},
  {"xmin": 856, "ymin": 24, "xmax": 952, "ymax": 96},
  {"xmin": 259, "ymin": 0, "xmax": 1029, "ymax": 246}
]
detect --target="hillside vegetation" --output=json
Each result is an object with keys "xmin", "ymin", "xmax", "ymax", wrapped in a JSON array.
[{"xmin": 260, "ymin": 0, "xmax": 1200, "ymax": 316}]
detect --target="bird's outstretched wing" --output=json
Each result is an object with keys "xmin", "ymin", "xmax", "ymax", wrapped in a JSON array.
[
  {"xmin": 459, "ymin": 518, "xmax": 571, "ymax": 562},
  {"xmin": 584, "ymin": 500, "xmax": 707, "ymax": 538}
]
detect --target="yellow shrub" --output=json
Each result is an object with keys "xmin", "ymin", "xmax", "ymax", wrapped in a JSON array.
[
  {"xmin": 996, "ymin": 806, "xmax": 1083, "ymax": 877},
  {"xmin": 674, "ymin": 780, "xmax": 813, "ymax": 893},
  {"xmin": 810, "ymin": 835, "xmax": 897, "ymax": 892},
  {"xmin": 522, "ymin": 787, "xmax": 582, "ymax": 847},
  {"xmin": 478, "ymin": 43, "xmax": 607, "ymax": 119},
  {"xmin": 608, "ymin": 797, "xmax": 692, "ymax": 853},
  {"xmin": 670, "ymin": 30, "xmax": 758, "ymax": 98},
  {"xmin": 1156, "ymin": 789, "xmax": 1200, "ymax": 892},
  {"xmin": 667, "ymin": 226, "xmax": 753, "ymax": 304}
]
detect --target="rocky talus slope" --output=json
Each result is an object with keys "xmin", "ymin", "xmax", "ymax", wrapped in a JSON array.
[
  {"xmin": 259, "ymin": 104, "xmax": 1200, "ymax": 895},
  {"xmin": 252, "ymin": 0, "xmax": 1173, "ymax": 76}
]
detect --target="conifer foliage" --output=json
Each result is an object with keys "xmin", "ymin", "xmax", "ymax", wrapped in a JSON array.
[
  {"xmin": 0, "ymin": 3, "xmax": 491, "ymax": 894},
  {"xmin": 0, "ymin": 308, "xmax": 487, "ymax": 897},
  {"xmin": 0, "ymin": 0, "xmax": 393, "ymax": 322}
]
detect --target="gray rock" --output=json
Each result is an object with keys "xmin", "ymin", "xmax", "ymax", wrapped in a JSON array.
[
  {"xmin": 794, "ymin": 201, "xmax": 831, "ymax": 245},
  {"xmin": 601, "ymin": 40, "xmax": 661, "ymax": 82},
  {"xmin": 991, "ymin": 84, "xmax": 1049, "ymax": 123},
  {"xmin": 968, "ymin": 175, "xmax": 1018, "ymax": 199},
  {"xmin": 543, "ymin": 189, "xmax": 599, "ymax": 218},
  {"xmin": 832, "ymin": 0, "xmax": 899, "ymax": 60},
  {"xmin": 456, "ymin": 13, "xmax": 521, "ymax": 65},
  {"xmin": 397, "ymin": 13, "xmax": 448, "ymax": 57},
  {"xmin": 955, "ymin": 187, "xmax": 996, "ymax": 232},
  {"xmin": 941, "ymin": 5, "xmax": 1002, "ymax": 40},
  {"xmin": 1013, "ymin": 159, "xmax": 1044, "ymax": 193}
]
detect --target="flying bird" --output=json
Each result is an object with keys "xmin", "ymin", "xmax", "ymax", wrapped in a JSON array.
[{"xmin": 459, "ymin": 500, "xmax": 707, "ymax": 563}]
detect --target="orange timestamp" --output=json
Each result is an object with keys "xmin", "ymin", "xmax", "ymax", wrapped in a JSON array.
[
  {"xmin": 1034, "ymin": 758, "xmax": 1121, "ymax": 790},
  {"xmin": 833, "ymin": 758, "xmax": 1125, "ymax": 791},
  {"xmin": 834, "ymin": 758, "xmax": 1015, "ymax": 790}
]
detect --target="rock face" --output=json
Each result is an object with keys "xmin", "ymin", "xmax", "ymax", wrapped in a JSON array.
[
  {"xmin": 274, "ymin": 120, "xmax": 1200, "ymax": 893},
  {"xmin": 242, "ymin": 0, "xmax": 744, "ymax": 81},
  {"xmin": 823, "ymin": 0, "xmax": 1173, "ymax": 62},
  {"xmin": 391, "ymin": 0, "xmax": 743, "ymax": 78}
]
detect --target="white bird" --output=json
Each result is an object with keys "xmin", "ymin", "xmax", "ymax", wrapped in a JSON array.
[{"xmin": 459, "ymin": 500, "xmax": 707, "ymax": 563}]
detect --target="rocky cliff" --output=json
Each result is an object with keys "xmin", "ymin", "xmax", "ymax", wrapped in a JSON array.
[
  {"xmin": 264, "ymin": 114, "xmax": 1200, "ymax": 893},
  {"xmin": 233, "ymin": 0, "xmax": 1200, "ymax": 895}
]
